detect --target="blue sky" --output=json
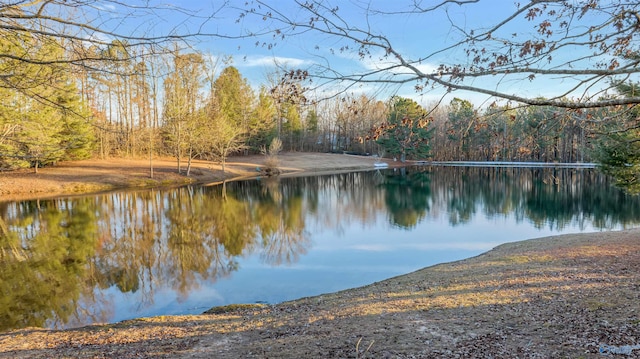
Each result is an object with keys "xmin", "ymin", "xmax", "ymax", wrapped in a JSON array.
[
  {"xmin": 114, "ymin": 1, "xmax": 628, "ymax": 108},
  {"xmin": 211, "ymin": 1, "xmax": 511, "ymax": 104}
]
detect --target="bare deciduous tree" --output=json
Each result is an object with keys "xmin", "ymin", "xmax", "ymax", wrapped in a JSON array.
[
  {"xmin": 0, "ymin": 1, "xmax": 233, "ymax": 71},
  {"xmin": 236, "ymin": 1, "xmax": 640, "ymax": 108}
]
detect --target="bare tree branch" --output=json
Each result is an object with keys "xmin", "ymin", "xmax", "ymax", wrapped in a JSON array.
[
  {"xmin": 0, "ymin": 1, "xmax": 242, "ymax": 72},
  {"xmin": 236, "ymin": 0, "xmax": 640, "ymax": 108}
]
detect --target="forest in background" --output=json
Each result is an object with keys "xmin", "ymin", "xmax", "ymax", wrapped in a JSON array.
[
  {"xmin": 2, "ymin": 38, "xmax": 634, "ymax": 165},
  {"xmin": 1, "ymin": 1, "xmax": 640, "ymax": 192}
]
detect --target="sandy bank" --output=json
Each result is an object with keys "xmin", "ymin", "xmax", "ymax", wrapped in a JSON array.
[{"xmin": 0, "ymin": 152, "xmax": 394, "ymax": 202}]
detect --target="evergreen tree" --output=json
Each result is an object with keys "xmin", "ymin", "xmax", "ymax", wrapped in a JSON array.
[
  {"xmin": 0, "ymin": 34, "xmax": 94, "ymax": 171},
  {"xmin": 213, "ymin": 67, "xmax": 254, "ymax": 130},
  {"xmin": 205, "ymin": 66, "xmax": 254, "ymax": 169},
  {"xmin": 375, "ymin": 96, "xmax": 431, "ymax": 162},
  {"xmin": 593, "ymin": 82, "xmax": 640, "ymax": 194},
  {"xmin": 247, "ymin": 87, "xmax": 277, "ymax": 151},
  {"xmin": 447, "ymin": 98, "xmax": 475, "ymax": 161}
]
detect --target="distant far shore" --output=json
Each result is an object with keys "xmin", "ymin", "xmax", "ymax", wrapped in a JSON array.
[
  {"xmin": 0, "ymin": 152, "xmax": 399, "ymax": 202},
  {"xmin": 0, "ymin": 154, "xmax": 602, "ymax": 202},
  {"xmin": 429, "ymin": 160, "xmax": 596, "ymax": 168}
]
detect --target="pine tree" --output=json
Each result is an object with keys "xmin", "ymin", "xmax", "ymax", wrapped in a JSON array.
[
  {"xmin": 593, "ymin": 82, "xmax": 640, "ymax": 194},
  {"xmin": 375, "ymin": 96, "xmax": 431, "ymax": 162},
  {"xmin": 0, "ymin": 33, "xmax": 94, "ymax": 171}
]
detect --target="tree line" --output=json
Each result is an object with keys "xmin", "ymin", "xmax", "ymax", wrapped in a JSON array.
[{"xmin": 0, "ymin": 30, "xmax": 636, "ymax": 169}]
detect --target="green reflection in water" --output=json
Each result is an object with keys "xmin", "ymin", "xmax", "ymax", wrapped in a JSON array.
[
  {"xmin": 0, "ymin": 198, "xmax": 98, "ymax": 330},
  {"xmin": 382, "ymin": 167, "xmax": 432, "ymax": 229}
]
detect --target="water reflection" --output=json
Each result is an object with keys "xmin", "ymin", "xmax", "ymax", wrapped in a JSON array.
[
  {"xmin": 383, "ymin": 168, "xmax": 432, "ymax": 228},
  {"xmin": 1, "ymin": 166, "xmax": 639, "ymax": 331}
]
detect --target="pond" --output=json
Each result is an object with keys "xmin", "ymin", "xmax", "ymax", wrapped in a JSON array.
[{"xmin": 2, "ymin": 165, "xmax": 640, "ymax": 332}]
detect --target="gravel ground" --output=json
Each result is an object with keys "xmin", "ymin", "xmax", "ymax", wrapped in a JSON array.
[{"xmin": 1, "ymin": 229, "xmax": 639, "ymax": 358}]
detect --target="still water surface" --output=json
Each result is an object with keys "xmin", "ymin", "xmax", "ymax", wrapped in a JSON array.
[{"xmin": 2, "ymin": 166, "xmax": 640, "ymax": 331}]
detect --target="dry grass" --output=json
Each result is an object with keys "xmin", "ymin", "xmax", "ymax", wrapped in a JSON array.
[
  {"xmin": 260, "ymin": 138, "xmax": 283, "ymax": 176},
  {"xmin": 0, "ymin": 152, "xmax": 389, "ymax": 202}
]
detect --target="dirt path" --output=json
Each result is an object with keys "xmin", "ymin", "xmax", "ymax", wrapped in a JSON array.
[
  {"xmin": 1, "ymin": 229, "xmax": 639, "ymax": 358},
  {"xmin": 0, "ymin": 153, "xmax": 391, "ymax": 202}
]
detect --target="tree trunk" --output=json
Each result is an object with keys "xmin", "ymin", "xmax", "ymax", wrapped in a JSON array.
[
  {"xmin": 176, "ymin": 121, "xmax": 182, "ymax": 174},
  {"xmin": 221, "ymin": 180, "xmax": 227, "ymax": 200},
  {"xmin": 149, "ymin": 132, "xmax": 154, "ymax": 179},
  {"xmin": 186, "ymin": 147, "xmax": 193, "ymax": 176}
]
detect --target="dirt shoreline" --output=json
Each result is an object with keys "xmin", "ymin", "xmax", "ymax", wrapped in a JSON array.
[
  {"xmin": 0, "ymin": 152, "xmax": 395, "ymax": 202},
  {"xmin": 1, "ymin": 154, "xmax": 640, "ymax": 358}
]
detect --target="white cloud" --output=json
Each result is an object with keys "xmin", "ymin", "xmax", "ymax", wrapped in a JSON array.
[
  {"xmin": 95, "ymin": 4, "xmax": 117, "ymax": 11},
  {"xmin": 239, "ymin": 55, "xmax": 313, "ymax": 68},
  {"xmin": 370, "ymin": 60, "xmax": 439, "ymax": 77},
  {"xmin": 350, "ymin": 241, "xmax": 503, "ymax": 252},
  {"xmin": 311, "ymin": 81, "xmax": 397, "ymax": 100},
  {"xmin": 358, "ymin": 51, "xmax": 439, "ymax": 77}
]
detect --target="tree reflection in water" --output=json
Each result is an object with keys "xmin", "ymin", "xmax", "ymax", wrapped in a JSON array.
[
  {"xmin": 1, "ymin": 166, "xmax": 640, "ymax": 331},
  {"xmin": 382, "ymin": 167, "xmax": 431, "ymax": 229}
]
